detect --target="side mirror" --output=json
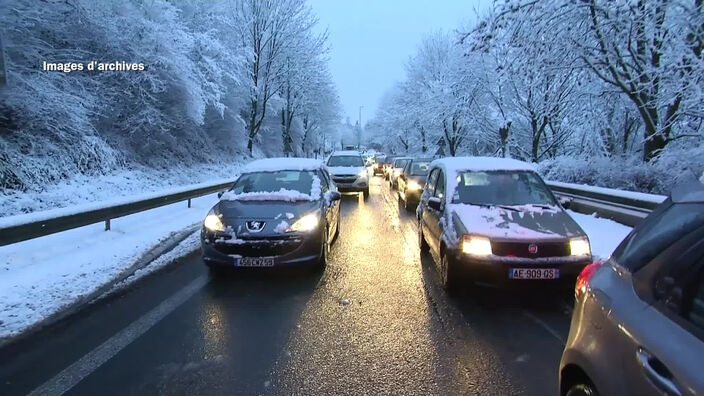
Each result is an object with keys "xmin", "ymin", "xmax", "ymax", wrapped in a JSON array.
[
  {"xmin": 558, "ymin": 196, "xmax": 571, "ymax": 209},
  {"xmin": 428, "ymin": 197, "xmax": 443, "ymax": 211},
  {"xmin": 217, "ymin": 191, "xmax": 224, "ymax": 199},
  {"xmin": 329, "ymin": 191, "xmax": 342, "ymax": 201}
]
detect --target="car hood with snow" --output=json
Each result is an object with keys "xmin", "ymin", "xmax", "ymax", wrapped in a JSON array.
[
  {"xmin": 211, "ymin": 198, "xmax": 322, "ymax": 238},
  {"xmin": 449, "ymin": 203, "xmax": 586, "ymax": 242}
]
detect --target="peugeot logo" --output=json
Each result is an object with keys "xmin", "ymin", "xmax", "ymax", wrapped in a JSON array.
[
  {"xmin": 528, "ymin": 243, "xmax": 539, "ymax": 254},
  {"xmin": 246, "ymin": 221, "xmax": 266, "ymax": 233}
]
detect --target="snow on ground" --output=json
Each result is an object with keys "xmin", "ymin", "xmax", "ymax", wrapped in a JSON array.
[
  {"xmin": 0, "ymin": 193, "xmax": 218, "ymax": 340},
  {"xmin": 0, "ymin": 162, "xmax": 243, "ymax": 217},
  {"xmin": 567, "ymin": 210, "xmax": 633, "ymax": 260},
  {"xmin": 548, "ymin": 180, "xmax": 666, "ymax": 204}
]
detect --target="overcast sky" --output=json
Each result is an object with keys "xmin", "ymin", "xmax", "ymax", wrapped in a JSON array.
[{"xmin": 308, "ymin": 0, "xmax": 491, "ymax": 125}]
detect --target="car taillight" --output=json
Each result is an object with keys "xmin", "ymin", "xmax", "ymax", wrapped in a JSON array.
[{"xmin": 575, "ymin": 261, "xmax": 603, "ymax": 300}]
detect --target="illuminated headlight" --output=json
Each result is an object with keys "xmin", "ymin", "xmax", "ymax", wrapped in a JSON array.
[
  {"xmin": 461, "ymin": 235, "xmax": 492, "ymax": 256},
  {"xmin": 570, "ymin": 237, "xmax": 591, "ymax": 256},
  {"xmin": 204, "ymin": 212, "xmax": 224, "ymax": 232},
  {"xmin": 407, "ymin": 180, "xmax": 422, "ymax": 190},
  {"xmin": 289, "ymin": 213, "xmax": 320, "ymax": 232},
  {"xmin": 358, "ymin": 169, "xmax": 368, "ymax": 179}
]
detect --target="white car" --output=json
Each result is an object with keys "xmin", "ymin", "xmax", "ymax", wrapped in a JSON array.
[{"xmin": 326, "ymin": 150, "xmax": 369, "ymax": 199}]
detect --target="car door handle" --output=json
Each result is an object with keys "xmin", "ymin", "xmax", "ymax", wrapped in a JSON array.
[{"xmin": 636, "ymin": 348, "xmax": 681, "ymax": 396}]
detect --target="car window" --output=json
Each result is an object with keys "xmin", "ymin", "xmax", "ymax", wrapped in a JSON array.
[
  {"xmin": 318, "ymin": 170, "xmax": 330, "ymax": 193},
  {"xmin": 612, "ymin": 202, "xmax": 704, "ymax": 271},
  {"xmin": 410, "ymin": 161, "xmax": 430, "ymax": 176},
  {"xmin": 426, "ymin": 168, "xmax": 439, "ymax": 195},
  {"xmin": 231, "ymin": 171, "xmax": 316, "ymax": 195},
  {"xmin": 434, "ymin": 170, "xmax": 445, "ymax": 199},
  {"xmin": 328, "ymin": 155, "xmax": 364, "ymax": 167},
  {"xmin": 451, "ymin": 170, "xmax": 556, "ymax": 206},
  {"xmin": 394, "ymin": 158, "xmax": 410, "ymax": 168}
]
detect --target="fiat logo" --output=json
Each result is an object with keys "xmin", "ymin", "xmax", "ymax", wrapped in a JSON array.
[{"xmin": 528, "ymin": 243, "xmax": 538, "ymax": 254}]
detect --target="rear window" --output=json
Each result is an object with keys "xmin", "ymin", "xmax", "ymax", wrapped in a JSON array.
[
  {"xmin": 410, "ymin": 161, "xmax": 430, "ymax": 175},
  {"xmin": 327, "ymin": 155, "xmax": 364, "ymax": 167},
  {"xmin": 394, "ymin": 158, "xmax": 410, "ymax": 168},
  {"xmin": 612, "ymin": 201, "xmax": 704, "ymax": 271}
]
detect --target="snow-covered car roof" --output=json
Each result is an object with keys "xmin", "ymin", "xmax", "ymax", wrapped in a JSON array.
[
  {"xmin": 329, "ymin": 150, "xmax": 362, "ymax": 156},
  {"xmin": 241, "ymin": 158, "xmax": 324, "ymax": 173},
  {"xmin": 429, "ymin": 156, "xmax": 536, "ymax": 174}
]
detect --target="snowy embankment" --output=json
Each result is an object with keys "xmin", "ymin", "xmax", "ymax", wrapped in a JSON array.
[
  {"xmin": 567, "ymin": 210, "xmax": 632, "ymax": 260},
  {"xmin": 0, "ymin": 163, "xmax": 243, "ymax": 217},
  {"xmin": 0, "ymin": 190, "xmax": 220, "ymax": 341}
]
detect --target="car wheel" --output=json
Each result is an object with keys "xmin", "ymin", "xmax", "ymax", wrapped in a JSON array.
[
  {"xmin": 317, "ymin": 227, "xmax": 330, "ymax": 269},
  {"xmin": 363, "ymin": 188, "xmax": 369, "ymax": 199},
  {"xmin": 565, "ymin": 384, "xmax": 599, "ymax": 396},
  {"xmin": 441, "ymin": 252, "xmax": 459, "ymax": 296},
  {"xmin": 418, "ymin": 220, "xmax": 430, "ymax": 253},
  {"xmin": 332, "ymin": 216, "xmax": 340, "ymax": 244}
]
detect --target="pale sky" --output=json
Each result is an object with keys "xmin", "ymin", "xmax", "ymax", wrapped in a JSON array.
[{"xmin": 308, "ymin": 0, "xmax": 491, "ymax": 125}]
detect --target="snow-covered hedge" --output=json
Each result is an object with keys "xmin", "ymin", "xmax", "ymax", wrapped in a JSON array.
[{"xmin": 538, "ymin": 146, "xmax": 704, "ymax": 195}]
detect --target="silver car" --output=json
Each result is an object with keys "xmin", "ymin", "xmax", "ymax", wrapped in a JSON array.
[{"xmin": 560, "ymin": 182, "xmax": 704, "ymax": 396}]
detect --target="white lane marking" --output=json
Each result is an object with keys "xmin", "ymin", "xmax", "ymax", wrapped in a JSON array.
[
  {"xmin": 522, "ymin": 310, "xmax": 566, "ymax": 345},
  {"xmin": 28, "ymin": 275, "xmax": 208, "ymax": 396}
]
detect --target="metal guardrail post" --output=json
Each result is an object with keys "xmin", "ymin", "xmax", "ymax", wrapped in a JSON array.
[
  {"xmin": 105, "ymin": 219, "xmax": 111, "ymax": 231},
  {"xmin": 187, "ymin": 199, "xmax": 192, "ymax": 208}
]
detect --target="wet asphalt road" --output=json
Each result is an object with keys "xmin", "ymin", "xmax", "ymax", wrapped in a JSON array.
[{"xmin": 0, "ymin": 176, "xmax": 575, "ymax": 395}]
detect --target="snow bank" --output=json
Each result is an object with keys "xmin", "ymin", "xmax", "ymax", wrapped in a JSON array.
[
  {"xmin": 567, "ymin": 211, "xmax": 632, "ymax": 260},
  {"xmin": 0, "ymin": 193, "xmax": 218, "ymax": 340},
  {"xmin": 0, "ymin": 163, "xmax": 243, "ymax": 217},
  {"xmin": 242, "ymin": 158, "xmax": 323, "ymax": 173},
  {"xmin": 547, "ymin": 181, "xmax": 666, "ymax": 204}
]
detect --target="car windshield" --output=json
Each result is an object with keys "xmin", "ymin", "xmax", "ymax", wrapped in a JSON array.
[
  {"xmin": 410, "ymin": 161, "xmax": 430, "ymax": 176},
  {"xmin": 231, "ymin": 171, "xmax": 315, "ymax": 195},
  {"xmin": 452, "ymin": 171, "xmax": 557, "ymax": 206},
  {"xmin": 394, "ymin": 159, "xmax": 410, "ymax": 168},
  {"xmin": 328, "ymin": 156, "xmax": 364, "ymax": 167}
]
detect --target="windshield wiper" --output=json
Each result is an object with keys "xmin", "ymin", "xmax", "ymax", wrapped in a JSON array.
[
  {"xmin": 525, "ymin": 203, "xmax": 554, "ymax": 210},
  {"xmin": 466, "ymin": 202, "xmax": 520, "ymax": 212}
]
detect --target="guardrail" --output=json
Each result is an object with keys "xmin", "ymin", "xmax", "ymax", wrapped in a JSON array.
[
  {"xmin": 0, "ymin": 178, "xmax": 667, "ymax": 247},
  {"xmin": 546, "ymin": 181, "xmax": 666, "ymax": 227},
  {"xmin": 0, "ymin": 179, "xmax": 236, "ymax": 247}
]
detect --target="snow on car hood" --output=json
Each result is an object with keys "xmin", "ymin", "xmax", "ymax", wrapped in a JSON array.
[
  {"xmin": 327, "ymin": 166, "xmax": 364, "ymax": 176},
  {"xmin": 450, "ymin": 203, "xmax": 584, "ymax": 241}
]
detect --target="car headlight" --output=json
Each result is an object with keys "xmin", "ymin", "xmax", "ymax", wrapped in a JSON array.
[
  {"xmin": 204, "ymin": 212, "xmax": 225, "ymax": 232},
  {"xmin": 358, "ymin": 169, "xmax": 368, "ymax": 179},
  {"xmin": 570, "ymin": 237, "xmax": 591, "ymax": 256},
  {"xmin": 461, "ymin": 235, "xmax": 492, "ymax": 256},
  {"xmin": 289, "ymin": 213, "xmax": 320, "ymax": 232},
  {"xmin": 407, "ymin": 180, "xmax": 422, "ymax": 190}
]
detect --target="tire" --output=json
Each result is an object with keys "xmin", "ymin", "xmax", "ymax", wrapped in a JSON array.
[
  {"xmin": 316, "ymin": 227, "xmax": 330, "ymax": 269},
  {"xmin": 565, "ymin": 384, "xmax": 598, "ymax": 396},
  {"xmin": 418, "ymin": 220, "xmax": 430, "ymax": 253},
  {"xmin": 332, "ymin": 216, "xmax": 340, "ymax": 244},
  {"xmin": 441, "ymin": 251, "xmax": 459, "ymax": 296},
  {"xmin": 363, "ymin": 188, "xmax": 369, "ymax": 199}
]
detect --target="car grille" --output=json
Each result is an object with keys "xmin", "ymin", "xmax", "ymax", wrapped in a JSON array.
[
  {"xmin": 213, "ymin": 237, "xmax": 302, "ymax": 257},
  {"xmin": 332, "ymin": 175, "xmax": 357, "ymax": 184},
  {"xmin": 491, "ymin": 241, "xmax": 570, "ymax": 258}
]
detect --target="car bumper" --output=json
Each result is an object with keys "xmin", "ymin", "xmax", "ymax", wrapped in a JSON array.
[
  {"xmin": 402, "ymin": 189, "xmax": 423, "ymax": 204},
  {"xmin": 334, "ymin": 179, "xmax": 368, "ymax": 192},
  {"xmin": 201, "ymin": 228, "xmax": 322, "ymax": 268},
  {"xmin": 449, "ymin": 250, "xmax": 591, "ymax": 285}
]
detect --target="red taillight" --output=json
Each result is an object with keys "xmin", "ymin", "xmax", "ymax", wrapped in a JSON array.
[{"xmin": 575, "ymin": 261, "xmax": 603, "ymax": 300}]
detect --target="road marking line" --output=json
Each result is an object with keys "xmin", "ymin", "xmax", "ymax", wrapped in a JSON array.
[
  {"xmin": 522, "ymin": 310, "xmax": 566, "ymax": 345},
  {"xmin": 28, "ymin": 275, "xmax": 208, "ymax": 396}
]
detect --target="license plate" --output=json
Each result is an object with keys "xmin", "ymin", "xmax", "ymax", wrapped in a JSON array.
[
  {"xmin": 235, "ymin": 257, "xmax": 275, "ymax": 267},
  {"xmin": 509, "ymin": 268, "xmax": 560, "ymax": 279}
]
